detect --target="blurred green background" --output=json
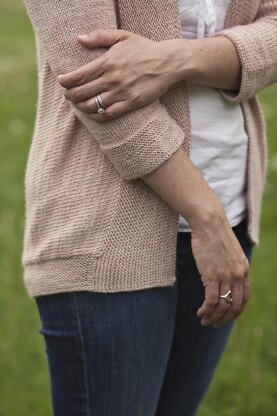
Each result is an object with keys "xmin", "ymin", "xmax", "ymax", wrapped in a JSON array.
[{"xmin": 0, "ymin": 1, "xmax": 276, "ymax": 415}]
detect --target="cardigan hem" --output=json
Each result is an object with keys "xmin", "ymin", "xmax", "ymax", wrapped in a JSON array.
[
  {"xmin": 23, "ymin": 254, "xmax": 177, "ymax": 298},
  {"xmin": 23, "ymin": 223, "xmax": 259, "ymax": 299}
]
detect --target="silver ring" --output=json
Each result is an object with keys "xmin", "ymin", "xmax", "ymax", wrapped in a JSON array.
[
  {"xmin": 219, "ymin": 290, "xmax": 232, "ymax": 303},
  {"xmin": 97, "ymin": 93, "xmax": 106, "ymax": 109},
  {"xmin": 95, "ymin": 94, "xmax": 106, "ymax": 114}
]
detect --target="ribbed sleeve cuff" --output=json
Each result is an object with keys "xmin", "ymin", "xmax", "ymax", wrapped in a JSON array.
[
  {"xmin": 77, "ymin": 101, "xmax": 185, "ymax": 180},
  {"xmin": 215, "ymin": 23, "xmax": 274, "ymax": 103},
  {"xmin": 100, "ymin": 105, "xmax": 185, "ymax": 179}
]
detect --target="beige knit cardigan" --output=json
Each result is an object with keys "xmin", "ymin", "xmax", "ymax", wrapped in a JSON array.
[{"xmin": 22, "ymin": 0, "xmax": 277, "ymax": 298}]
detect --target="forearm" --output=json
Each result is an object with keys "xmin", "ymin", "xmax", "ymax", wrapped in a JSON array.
[
  {"xmin": 169, "ymin": 36, "xmax": 241, "ymax": 91},
  {"xmin": 141, "ymin": 146, "xmax": 227, "ymax": 229},
  {"xmin": 141, "ymin": 36, "xmax": 240, "ymax": 227}
]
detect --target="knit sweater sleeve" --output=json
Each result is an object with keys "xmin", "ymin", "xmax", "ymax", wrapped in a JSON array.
[
  {"xmin": 215, "ymin": 0, "xmax": 277, "ymax": 103},
  {"xmin": 23, "ymin": 0, "xmax": 185, "ymax": 180}
]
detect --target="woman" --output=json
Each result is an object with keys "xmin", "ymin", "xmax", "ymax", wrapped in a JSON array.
[{"xmin": 22, "ymin": 0, "xmax": 276, "ymax": 415}]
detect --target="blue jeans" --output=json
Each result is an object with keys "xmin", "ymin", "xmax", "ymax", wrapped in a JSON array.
[{"xmin": 35, "ymin": 217, "xmax": 253, "ymax": 416}]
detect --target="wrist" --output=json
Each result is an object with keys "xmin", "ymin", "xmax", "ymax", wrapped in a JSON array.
[
  {"xmin": 163, "ymin": 39, "xmax": 199, "ymax": 83},
  {"xmin": 185, "ymin": 198, "xmax": 228, "ymax": 231}
]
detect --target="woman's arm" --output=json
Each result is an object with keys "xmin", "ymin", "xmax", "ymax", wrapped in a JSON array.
[
  {"xmin": 59, "ymin": 32, "xmax": 241, "ymax": 121},
  {"xmin": 214, "ymin": 0, "xmax": 277, "ymax": 102},
  {"xmin": 169, "ymin": 36, "xmax": 241, "ymax": 92},
  {"xmin": 142, "ymin": 146, "xmax": 250, "ymax": 329},
  {"xmin": 62, "ymin": 0, "xmax": 277, "ymax": 117},
  {"xmin": 175, "ymin": 0, "xmax": 277, "ymax": 101}
]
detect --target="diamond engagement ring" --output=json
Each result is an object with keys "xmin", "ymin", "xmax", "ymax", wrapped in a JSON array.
[
  {"xmin": 95, "ymin": 93, "xmax": 106, "ymax": 114},
  {"xmin": 219, "ymin": 290, "xmax": 232, "ymax": 303}
]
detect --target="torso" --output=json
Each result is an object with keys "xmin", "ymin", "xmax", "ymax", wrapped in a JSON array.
[{"xmin": 178, "ymin": 0, "xmax": 249, "ymax": 232}]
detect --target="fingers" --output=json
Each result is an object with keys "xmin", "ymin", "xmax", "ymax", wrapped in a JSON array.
[
  {"xmin": 63, "ymin": 82, "xmax": 134, "ymax": 122},
  {"xmin": 58, "ymin": 58, "xmax": 105, "ymax": 89},
  {"xmin": 197, "ymin": 281, "xmax": 219, "ymax": 321},
  {"xmin": 200, "ymin": 283, "xmax": 232, "ymax": 327},
  {"xmin": 58, "ymin": 29, "xmax": 134, "ymax": 89},
  {"xmin": 214, "ymin": 270, "xmax": 250, "ymax": 328},
  {"xmin": 86, "ymin": 100, "xmax": 135, "ymax": 121},
  {"xmin": 71, "ymin": 89, "xmax": 132, "ymax": 121},
  {"xmin": 64, "ymin": 79, "xmax": 108, "ymax": 103},
  {"xmin": 196, "ymin": 248, "xmax": 251, "ymax": 328},
  {"xmin": 57, "ymin": 30, "xmax": 132, "ymax": 89},
  {"xmin": 212, "ymin": 281, "xmax": 243, "ymax": 328},
  {"xmin": 242, "ymin": 265, "xmax": 251, "ymax": 305},
  {"xmin": 77, "ymin": 29, "xmax": 131, "ymax": 48},
  {"xmin": 75, "ymin": 91, "xmax": 114, "ymax": 114},
  {"xmin": 212, "ymin": 258, "xmax": 251, "ymax": 328}
]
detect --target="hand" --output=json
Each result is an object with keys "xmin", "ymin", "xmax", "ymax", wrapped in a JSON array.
[
  {"xmin": 190, "ymin": 213, "xmax": 250, "ymax": 328},
  {"xmin": 58, "ymin": 29, "xmax": 180, "ymax": 121}
]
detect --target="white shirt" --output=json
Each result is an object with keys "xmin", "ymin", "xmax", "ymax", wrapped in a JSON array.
[{"xmin": 178, "ymin": 0, "xmax": 248, "ymax": 232}]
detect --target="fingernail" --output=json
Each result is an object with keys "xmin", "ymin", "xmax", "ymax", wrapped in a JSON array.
[
  {"xmin": 57, "ymin": 75, "xmax": 65, "ymax": 83},
  {"xmin": 78, "ymin": 34, "xmax": 89, "ymax": 41}
]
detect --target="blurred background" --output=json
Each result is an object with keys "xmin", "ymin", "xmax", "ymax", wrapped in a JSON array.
[{"xmin": 0, "ymin": 1, "xmax": 276, "ymax": 415}]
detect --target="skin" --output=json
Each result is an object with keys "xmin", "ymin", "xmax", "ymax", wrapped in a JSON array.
[{"xmin": 58, "ymin": 29, "xmax": 250, "ymax": 329}]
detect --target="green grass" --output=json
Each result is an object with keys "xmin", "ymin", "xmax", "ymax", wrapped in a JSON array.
[{"xmin": 0, "ymin": 1, "xmax": 276, "ymax": 415}]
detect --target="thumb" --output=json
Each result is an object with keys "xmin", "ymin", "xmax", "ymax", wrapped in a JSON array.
[{"xmin": 77, "ymin": 29, "xmax": 131, "ymax": 48}]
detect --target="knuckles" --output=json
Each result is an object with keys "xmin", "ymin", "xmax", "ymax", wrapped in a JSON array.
[
  {"xmin": 109, "ymin": 72, "xmax": 124, "ymax": 85},
  {"xmin": 223, "ymin": 260, "xmax": 249, "ymax": 283},
  {"xmin": 130, "ymin": 90, "xmax": 142, "ymax": 104},
  {"xmin": 232, "ymin": 264, "xmax": 248, "ymax": 281},
  {"xmin": 207, "ymin": 298, "xmax": 219, "ymax": 308},
  {"xmin": 72, "ymin": 89, "xmax": 81, "ymax": 102},
  {"xmin": 65, "ymin": 87, "xmax": 82, "ymax": 102},
  {"xmin": 232, "ymin": 304, "xmax": 244, "ymax": 315},
  {"xmin": 103, "ymin": 110, "xmax": 115, "ymax": 119},
  {"xmin": 102, "ymin": 57, "xmax": 117, "ymax": 72},
  {"xmin": 83, "ymin": 101, "xmax": 95, "ymax": 113},
  {"xmin": 218, "ymin": 302, "xmax": 230, "ymax": 311},
  {"xmin": 71, "ymin": 72, "xmax": 84, "ymax": 86}
]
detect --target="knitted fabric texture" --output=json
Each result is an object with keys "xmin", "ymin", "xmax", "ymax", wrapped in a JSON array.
[{"xmin": 22, "ymin": 0, "xmax": 276, "ymax": 297}]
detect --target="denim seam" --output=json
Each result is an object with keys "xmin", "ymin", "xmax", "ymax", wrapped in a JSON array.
[{"xmin": 72, "ymin": 292, "xmax": 90, "ymax": 416}]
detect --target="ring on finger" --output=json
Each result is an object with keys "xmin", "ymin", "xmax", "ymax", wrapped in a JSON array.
[
  {"xmin": 95, "ymin": 93, "xmax": 106, "ymax": 114},
  {"xmin": 219, "ymin": 290, "xmax": 232, "ymax": 303}
]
